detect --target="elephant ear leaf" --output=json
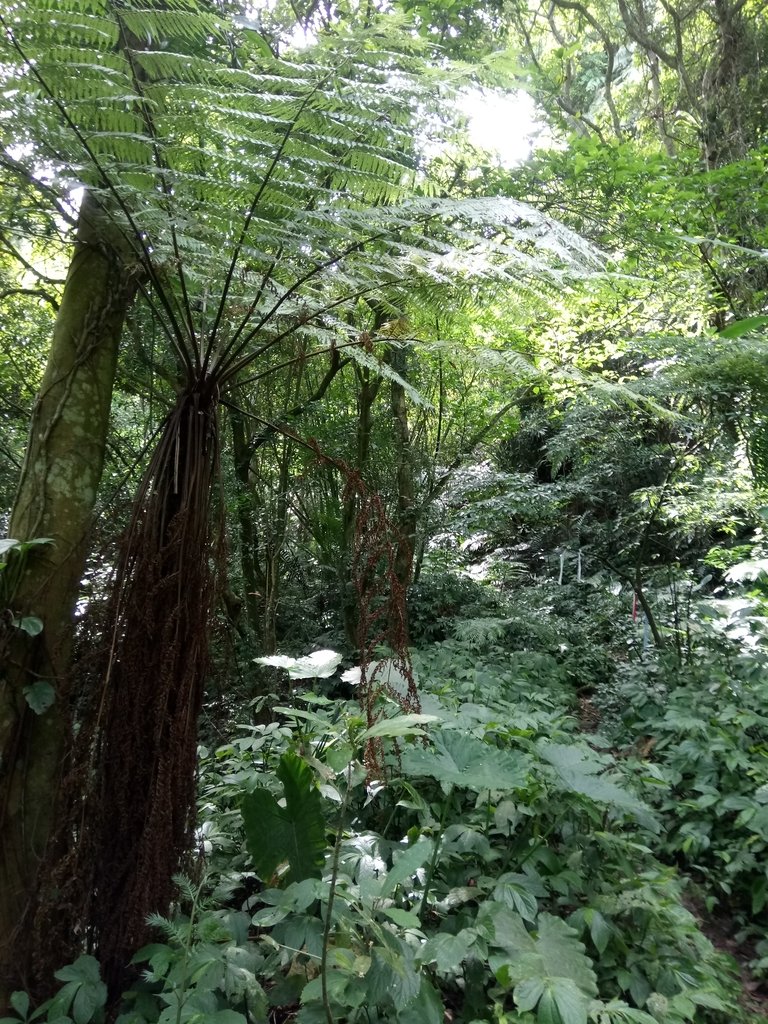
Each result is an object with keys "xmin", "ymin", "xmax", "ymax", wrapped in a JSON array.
[{"xmin": 241, "ymin": 752, "xmax": 327, "ymax": 884}]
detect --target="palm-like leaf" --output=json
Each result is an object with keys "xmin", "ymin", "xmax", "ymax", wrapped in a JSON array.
[{"xmin": 1, "ymin": 0, "xmax": 600, "ymax": 393}]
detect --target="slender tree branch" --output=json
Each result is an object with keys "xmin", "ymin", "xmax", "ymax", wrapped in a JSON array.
[
  {"xmin": 0, "ymin": 231, "xmax": 66, "ymax": 287},
  {"xmin": 228, "ymin": 338, "xmax": 361, "ymax": 391},
  {"xmin": 0, "ymin": 152, "xmax": 78, "ymax": 229},
  {"xmin": 243, "ymin": 351, "xmax": 350, "ymax": 465},
  {"xmin": 0, "ymin": 287, "xmax": 59, "ymax": 311},
  {"xmin": 217, "ymin": 276, "xmax": 402, "ymax": 387}
]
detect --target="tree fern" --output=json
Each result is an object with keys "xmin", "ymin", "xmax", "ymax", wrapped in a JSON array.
[{"xmin": 0, "ymin": 0, "xmax": 603, "ymax": 990}]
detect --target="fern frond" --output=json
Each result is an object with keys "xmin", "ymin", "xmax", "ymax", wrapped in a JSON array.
[
  {"xmin": 452, "ymin": 617, "xmax": 513, "ymax": 647},
  {"xmin": 1, "ymin": 0, "xmax": 600, "ymax": 393}
]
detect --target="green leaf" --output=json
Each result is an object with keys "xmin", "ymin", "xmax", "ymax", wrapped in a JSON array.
[
  {"xmin": 252, "ymin": 905, "xmax": 289, "ymax": 927},
  {"xmin": 395, "ymin": 977, "xmax": 443, "ymax": 1024},
  {"xmin": 10, "ymin": 992, "xmax": 29, "ymax": 1020},
  {"xmin": 378, "ymin": 838, "xmax": 434, "ymax": 898},
  {"xmin": 45, "ymin": 981, "xmax": 79, "ymax": 1022},
  {"xmin": 379, "ymin": 907, "xmax": 423, "ymax": 929},
  {"xmin": 325, "ymin": 742, "xmax": 354, "ymax": 773},
  {"xmin": 72, "ymin": 980, "xmax": 107, "ymax": 1024},
  {"xmin": 54, "ymin": 956, "xmax": 102, "ymax": 985},
  {"xmin": 589, "ymin": 1001, "xmax": 657, "ymax": 1023},
  {"xmin": 360, "ymin": 713, "xmax": 439, "ymax": 740},
  {"xmin": 241, "ymin": 752, "xmax": 327, "ymax": 883},
  {"xmin": 417, "ymin": 930, "xmax": 477, "ymax": 972},
  {"xmin": 131, "ymin": 943, "xmax": 173, "ymax": 976},
  {"xmin": 539, "ymin": 743, "xmax": 651, "ymax": 819},
  {"xmin": 401, "ymin": 732, "xmax": 530, "ymax": 792},
  {"xmin": 514, "ymin": 977, "xmax": 545, "ymax": 1012},
  {"xmin": 48, "ymin": 957, "xmax": 106, "ymax": 1024},
  {"xmin": 365, "ymin": 943, "xmax": 420, "ymax": 1009},
  {"xmin": 255, "ymin": 649, "xmax": 342, "ymax": 679},
  {"xmin": 719, "ymin": 316, "xmax": 768, "ymax": 338},
  {"xmin": 537, "ymin": 978, "xmax": 588, "ymax": 1024},
  {"xmin": 300, "ymin": 970, "xmax": 351, "ymax": 1007},
  {"xmin": 23, "ymin": 680, "xmax": 56, "ymax": 715},
  {"xmin": 481, "ymin": 907, "xmax": 597, "ymax": 998},
  {"xmin": 494, "ymin": 876, "xmax": 539, "ymax": 922},
  {"xmin": 14, "ymin": 616, "xmax": 43, "ymax": 637},
  {"xmin": 588, "ymin": 911, "xmax": 611, "ymax": 955}
]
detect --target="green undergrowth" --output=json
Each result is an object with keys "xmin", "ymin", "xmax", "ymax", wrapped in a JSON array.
[
  {"xmin": 599, "ymin": 651, "xmax": 768, "ymax": 980},
  {"xmin": 6, "ymin": 641, "xmax": 765, "ymax": 1024},
  {"xmin": 7, "ymin": 638, "xmax": 768, "ymax": 1024}
]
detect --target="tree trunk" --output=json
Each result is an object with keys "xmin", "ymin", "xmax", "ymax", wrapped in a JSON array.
[
  {"xmin": 230, "ymin": 409, "xmax": 266, "ymax": 637},
  {"xmin": 0, "ymin": 191, "xmax": 137, "ymax": 1004},
  {"xmin": 388, "ymin": 347, "xmax": 417, "ymax": 593},
  {"xmin": 341, "ymin": 367, "xmax": 380, "ymax": 646}
]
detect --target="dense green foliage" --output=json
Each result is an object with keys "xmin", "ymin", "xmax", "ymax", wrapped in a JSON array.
[
  {"xmin": 6, "ymin": 623, "xmax": 768, "ymax": 1023},
  {"xmin": 2, "ymin": 0, "xmax": 768, "ymax": 1019}
]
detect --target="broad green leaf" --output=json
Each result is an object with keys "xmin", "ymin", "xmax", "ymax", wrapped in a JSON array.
[
  {"xmin": 325, "ymin": 742, "xmax": 354, "ymax": 773},
  {"xmin": 272, "ymin": 707, "xmax": 332, "ymax": 728},
  {"xmin": 589, "ymin": 1001, "xmax": 657, "ymax": 1023},
  {"xmin": 256, "ymin": 655, "xmax": 295, "ymax": 670},
  {"xmin": 379, "ymin": 907, "xmax": 423, "ymax": 929},
  {"xmin": 725, "ymin": 558, "xmax": 768, "ymax": 582},
  {"xmin": 241, "ymin": 752, "xmax": 327, "ymax": 883},
  {"xmin": 537, "ymin": 978, "xmax": 588, "ymax": 1024},
  {"xmin": 72, "ymin": 979, "xmax": 108, "ymax": 1024},
  {"xmin": 402, "ymin": 732, "xmax": 530, "ymax": 792},
  {"xmin": 494, "ymin": 876, "xmax": 539, "ymax": 922},
  {"xmin": 417, "ymin": 930, "xmax": 478, "ymax": 973},
  {"xmin": 360, "ymin": 713, "xmax": 439, "ymax": 740},
  {"xmin": 251, "ymin": 905, "xmax": 289, "ymax": 927},
  {"xmin": 514, "ymin": 977, "xmax": 545, "ymax": 1012},
  {"xmin": 395, "ymin": 977, "xmax": 443, "ymax": 1024},
  {"xmin": 23, "ymin": 680, "xmax": 56, "ymax": 715},
  {"xmin": 300, "ymin": 970, "xmax": 353, "ymax": 1007},
  {"xmin": 54, "ymin": 956, "xmax": 102, "ymax": 985},
  {"xmin": 477, "ymin": 902, "xmax": 531, "ymax": 950},
  {"xmin": 45, "ymin": 980, "xmax": 79, "ymax": 1022},
  {"xmin": 539, "ymin": 743, "xmax": 651, "ymax": 820},
  {"xmin": 0, "ymin": 537, "xmax": 53, "ymax": 555},
  {"xmin": 689, "ymin": 990, "xmax": 728, "ymax": 1010},
  {"xmin": 14, "ymin": 616, "xmax": 43, "ymax": 637},
  {"xmin": 481, "ymin": 907, "xmax": 597, "ymax": 998},
  {"xmin": 365, "ymin": 943, "xmax": 420, "ymax": 1009},
  {"xmin": 9, "ymin": 992, "xmax": 29, "ymax": 1019},
  {"xmin": 588, "ymin": 911, "xmax": 611, "ymax": 955},
  {"xmin": 719, "ymin": 316, "xmax": 768, "ymax": 338},
  {"xmin": 378, "ymin": 838, "xmax": 434, "ymax": 898},
  {"xmin": 131, "ymin": 943, "xmax": 173, "ymax": 976}
]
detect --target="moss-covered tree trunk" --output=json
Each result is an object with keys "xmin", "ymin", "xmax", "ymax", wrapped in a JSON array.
[{"xmin": 0, "ymin": 192, "xmax": 137, "ymax": 1005}]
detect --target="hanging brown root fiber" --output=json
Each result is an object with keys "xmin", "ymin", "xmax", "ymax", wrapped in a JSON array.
[{"xmin": 33, "ymin": 376, "xmax": 222, "ymax": 996}]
